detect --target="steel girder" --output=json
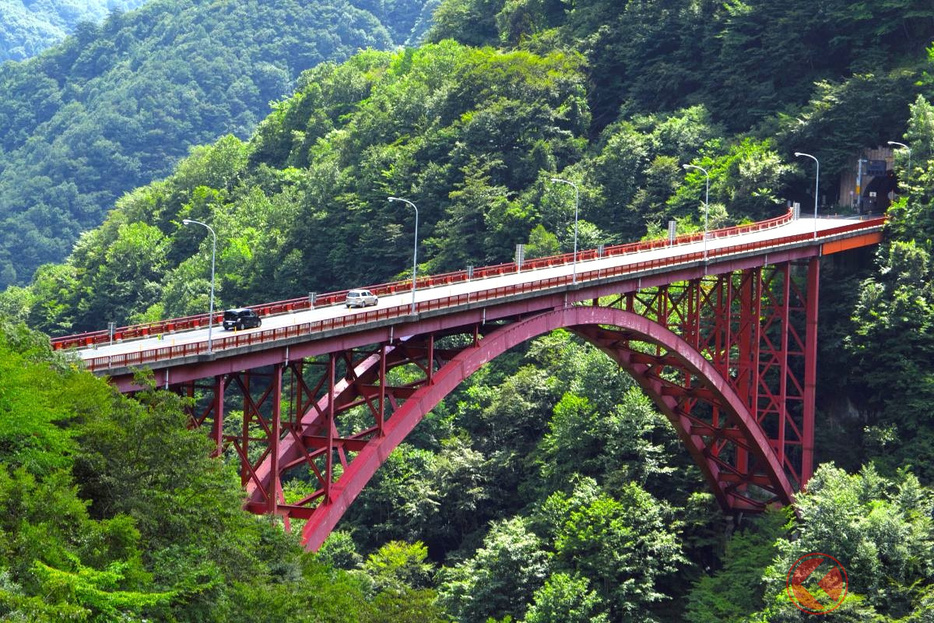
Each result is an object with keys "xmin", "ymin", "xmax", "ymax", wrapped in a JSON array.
[
  {"xmin": 613, "ymin": 260, "xmax": 817, "ymax": 488},
  {"xmin": 173, "ymin": 260, "xmax": 817, "ymax": 550}
]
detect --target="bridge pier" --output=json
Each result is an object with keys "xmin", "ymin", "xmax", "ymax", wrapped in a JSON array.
[{"xmin": 802, "ymin": 257, "xmax": 819, "ymax": 484}]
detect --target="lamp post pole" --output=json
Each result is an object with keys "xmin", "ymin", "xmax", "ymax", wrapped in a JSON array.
[
  {"xmin": 549, "ymin": 177, "xmax": 579, "ymax": 283},
  {"xmin": 388, "ymin": 197, "xmax": 419, "ymax": 314},
  {"xmin": 794, "ymin": 152, "xmax": 820, "ymax": 239},
  {"xmin": 887, "ymin": 140, "xmax": 911, "ymax": 179},
  {"xmin": 182, "ymin": 218, "xmax": 217, "ymax": 353},
  {"xmin": 682, "ymin": 164, "xmax": 710, "ymax": 261}
]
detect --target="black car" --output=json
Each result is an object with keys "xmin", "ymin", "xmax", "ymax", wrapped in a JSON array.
[{"xmin": 222, "ymin": 308, "xmax": 262, "ymax": 331}]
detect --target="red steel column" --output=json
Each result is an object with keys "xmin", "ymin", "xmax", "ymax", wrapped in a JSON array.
[
  {"xmin": 377, "ymin": 345, "xmax": 387, "ymax": 433},
  {"xmin": 427, "ymin": 334, "xmax": 435, "ymax": 383},
  {"xmin": 325, "ymin": 353, "xmax": 336, "ymax": 502},
  {"xmin": 268, "ymin": 364, "xmax": 283, "ymax": 514},
  {"xmin": 240, "ymin": 373, "xmax": 251, "ymax": 487},
  {"xmin": 719, "ymin": 275, "xmax": 732, "ymax": 376},
  {"xmin": 734, "ymin": 270, "xmax": 757, "ymax": 482},
  {"xmin": 777, "ymin": 263, "xmax": 791, "ymax": 472},
  {"xmin": 736, "ymin": 269, "xmax": 760, "ymax": 409},
  {"xmin": 688, "ymin": 278, "xmax": 700, "ymax": 349},
  {"xmin": 210, "ymin": 375, "xmax": 225, "ymax": 457},
  {"xmin": 802, "ymin": 257, "xmax": 819, "ymax": 485},
  {"xmin": 750, "ymin": 269, "xmax": 762, "ymax": 418}
]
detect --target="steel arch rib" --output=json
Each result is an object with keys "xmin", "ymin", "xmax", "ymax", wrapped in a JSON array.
[
  {"xmin": 294, "ymin": 305, "xmax": 794, "ymax": 551},
  {"xmin": 570, "ymin": 317, "xmax": 793, "ymax": 511}
]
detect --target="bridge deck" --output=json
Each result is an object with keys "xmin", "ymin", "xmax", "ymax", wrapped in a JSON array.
[{"xmin": 70, "ymin": 214, "xmax": 884, "ymax": 377}]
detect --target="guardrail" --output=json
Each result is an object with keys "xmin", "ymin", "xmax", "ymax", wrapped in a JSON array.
[
  {"xmin": 77, "ymin": 214, "xmax": 884, "ymax": 373},
  {"xmin": 51, "ymin": 209, "xmax": 796, "ymax": 351}
]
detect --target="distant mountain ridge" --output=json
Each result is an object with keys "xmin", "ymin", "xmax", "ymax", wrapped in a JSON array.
[
  {"xmin": 0, "ymin": 0, "xmax": 151, "ymax": 62},
  {"xmin": 0, "ymin": 0, "xmax": 432, "ymax": 287}
]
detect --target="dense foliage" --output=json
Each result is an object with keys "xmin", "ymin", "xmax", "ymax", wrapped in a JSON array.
[
  {"xmin": 0, "ymin": 0, "xmax": 150, "ymax": 62},
  {"xmin": 3, "ymin": 0, "xmax": 934, "ymax": 621},
  {"xmin": 6, "ymin": 42, "xmax": 801, "ymax": 335},
  {"xmin": 0, "ymin": 318, "xmax": 453, "ymax": 621},
  {"xmin": 427, "ymin": 0, "xmax": 934, "ymax": 133},
  {"xmin": 0, "ymin": 0, "xmax": 431, "ymax": 288}
]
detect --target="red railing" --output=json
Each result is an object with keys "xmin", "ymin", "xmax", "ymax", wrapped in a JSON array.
[
  {"xmin": 73, "ymin": 214, "xmax": 885, "ymax": 373},
  {"xmin": 51, "ymin": 209, "xmax": 798, "ymax": 351}
]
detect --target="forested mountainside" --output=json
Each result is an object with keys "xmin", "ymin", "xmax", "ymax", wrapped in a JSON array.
[
  {"xmin": 3, "ymin": 0, "xmax": 934, "ymax": 620},
  {"xmin": 0, "ymin": 0, "xmax": 151, "ymax": 63},
  {"xmin": 0, "ymin": 0, "xmax": 432, "ymax": 289}
]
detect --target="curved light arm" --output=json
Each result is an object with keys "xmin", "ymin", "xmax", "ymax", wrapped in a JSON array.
[
  {"xmin": 682, "ymin": 164, "xmax": 710, "ymax": 260},
  {"xmin": 887, "ymin": 141, "xmax": 911, "ymax": 177},
  {"xmin": 794, "ymin": 152, "xmax": 820, "ymax": 238},
  {"xmin": 388, "ymin": 197, "xmax": 419, "ymax": 314},
  {"xmin": 182, "ymin": 218, "xmax": 216, "ymax": 238}
]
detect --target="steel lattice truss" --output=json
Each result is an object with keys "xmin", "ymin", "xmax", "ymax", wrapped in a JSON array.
[
  {"xmin": 584, "ymin": 260, "xmax": 817, "ymax": 510},
  {"xmin": 171, "ymin": 258, "xmax": 820, "ymax": 550}
]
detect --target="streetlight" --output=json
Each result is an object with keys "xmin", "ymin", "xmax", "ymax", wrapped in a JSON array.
[
  {"xmin": 182, "ymin": 218, "xmax": 217, "ymax": 353},
  {"xmin": 388, "ymin": 196, "xmax": 419, "ymax": 314},
  {"xmin": 887, "ymin": 140, "xmax": 911, "ymax": 179},
  {"xmin": 549, "ymin": 177, "xmax": 579, "ymax": 283},
  {"xmin": 794, "ymin": 152, "xmax": 819, "ymax": 239},
  {"xmin": 682, "ymin": 163, "xmax": 710, "ymax": 261}
]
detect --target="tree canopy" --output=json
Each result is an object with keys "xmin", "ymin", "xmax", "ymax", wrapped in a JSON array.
[{"xmin": 0, "ymin": 0, "xmax": 150, "ymax": 62}]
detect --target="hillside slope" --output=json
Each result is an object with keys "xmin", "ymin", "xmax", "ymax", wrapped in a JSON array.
[
  {"xmin": 10, "ymin": 0, "xmax": 932, "ymax": 337},
  {"xmin": 0, "ymin": 0, "xmax": 430, "ymax": 288}
]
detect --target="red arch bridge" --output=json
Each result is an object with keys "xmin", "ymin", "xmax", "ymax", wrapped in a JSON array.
[{"xmin": 55, "ymin": 210, "xmax": 885, "ymax": 550}]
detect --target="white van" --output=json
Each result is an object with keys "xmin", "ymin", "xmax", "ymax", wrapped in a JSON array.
[{"xmin": 345, "ymin": 289, "xmax": 378, "ymax": 308}]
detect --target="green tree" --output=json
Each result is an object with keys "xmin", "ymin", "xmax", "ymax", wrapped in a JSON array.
[
  {"xmin": 0, "ymin": 321, "xmax": 173, "ymax": 619},
  {"xmin": 361, "ymin": 541, "xmax": 446, "ymax": 623},
  {"xmin": 428, "ymin": 0, "xmax": 505, "ymax": 46},
  {"xmin": 846, "ymin": 240, "xmax": 934, "ymax": 478},
  {"xmin": 685, "ymin": 510, "xmax": 787, "ymax": 623},
  {"xmin": 538, "ymin": 388, "xmax": 676, "ymax": 492},
  {"xmin": 524, "ymin": 572, "xmax": 609, "ymax": 623},
  {"xmin": 0, "ymin": 1, "xmax": 149, "ymax": 63},
  {"xmin": 525, "ymin": 224, "xmax": 560, "ymax": 259},
  {"xmin": 543, "ymin": 478, "xmax": 686, "ymax": 622},
  {"xmin": 496, "ymin": 0, "xmax": 547, "ymax": 46},
  {"xmin": 752, "ymin": 464, "xmax": 934, "ymax": 620},
  {"xmin": 439, "ymin": 516, "xmax": 550, "ymax": 622},
  {"xmin": 363, "ymin": 540, "xmax": 436, "ymax": 593},
  {"xmin": 427, "ymin": 156, "xmax": 513, "ymax": 270}
]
